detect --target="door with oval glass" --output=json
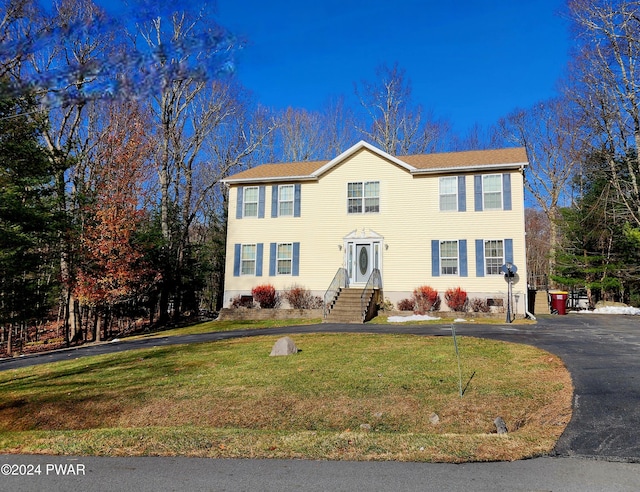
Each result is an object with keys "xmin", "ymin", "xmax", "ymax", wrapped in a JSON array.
[{"xmin": 355, "ymin": 243, "xmax": 371, "ymax": 283}]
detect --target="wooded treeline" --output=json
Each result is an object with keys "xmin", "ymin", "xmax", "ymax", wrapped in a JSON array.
[{"xmin": 1, "ymin": 0, "xmax": 640, "ymax": 354}]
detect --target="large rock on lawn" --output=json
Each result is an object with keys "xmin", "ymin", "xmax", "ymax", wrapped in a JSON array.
[{"xmin": 270, "ymin": 336, "xmax": 298, "ymax": 357}]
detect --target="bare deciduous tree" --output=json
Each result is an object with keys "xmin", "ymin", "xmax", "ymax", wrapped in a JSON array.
[
  {"xmin": 453, "ymin": 122, "xmax": 504, "ymax": 151},
  {"xmin": 0, "ymin": 0, "xmax": 42, "ymax": 79},
  {"xmin": 568, "ymin": 0, "xmax": 640, "ymax": 226},
  {"xmin": 321, "ymin": 96, "xmax": 358, "ymax": 157},
  {"xmin": 15, "ymin": 0, "xmax": 115, "ymax": 343},
  {"xmin": 277, "ymin": 107, "xmax": 324, "ymax": 162},
  {"xmin": 132, "ymin": 8, "xmax": 237, "ymax": 320},
  {"xmin": 500, "ymin": 97, "xmax": 582, "ymax": 280},
  {"xmin": 525, "ymin": 208, "xmax": 552, "ymax": 287},
  {"xmin": 355, "ymin": 63, "xmax": 450, "ymax": 155}
]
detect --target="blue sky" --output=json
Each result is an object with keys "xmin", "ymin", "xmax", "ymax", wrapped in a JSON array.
[
  {"xmin": 48, "ymin": 0, "xmax": 570, "ymax": 135},
  {"xmin": 216, "ymin": 0, "xmax": 571, "ymax": 134}
]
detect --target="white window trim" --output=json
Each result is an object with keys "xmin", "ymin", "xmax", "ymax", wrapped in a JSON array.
[
  {"xmin": 347, "ymin": 181, "xmax": 380, "ymax": 214},
  {"xmin": 278, "ymin": 185, "xmax": 294, "ymax": 217},
  {"xmin": 277, "ymin": 242, "xmax": 293, "ymax": 275},
  {"xmin": 484, "ymin": 239, "xmax": 504, "ymax": 275},
  {"xmin": 482, "ymin": 174, "xmax": 503, "ymax": 211},
  {"xmin": 439, "ymin": 177, "xmax": 458, "ymax": 212},
  {"xmin": 243, "ymin": 186, "xmax": 259, "ymax": 218},
  {"xmin": 440, "ymin": 240, "xmax": 459, "ymax": 276},
  {"xmin": 240, "ymin": 243, "xmax": 257, "ymax": 276},
  {"xmin": 347, "ymin": 182, "xmax": 363, "ymax": 214}
]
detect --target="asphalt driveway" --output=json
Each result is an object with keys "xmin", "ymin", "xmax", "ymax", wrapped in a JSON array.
[
  {"xmin": 1, "ymin": 313, "xmax": 639, "ymax": 461},
  {"xmin": 440, "ymin": 314, "xmax": 640, "ymax": 461}
]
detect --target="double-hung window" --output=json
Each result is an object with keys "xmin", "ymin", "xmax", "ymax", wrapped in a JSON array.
[
  {"xmin": 243, "ymin": 186, "xmax": 259, "ymax": 217},
  {"xmin": 278, "ymin": 185, "xmax": 294, "ymax": 216},
  {"xmin": 347, "ymin": 182, "xmax": 363, "ymax": 213},
  {"xmin": 439, "ymin": 177, "xmax": 458, "ymax": 211},
  {"xmin": 482, "ymin": 175, "xmax": 502, "ymax": 210},
  {"xmin": 277, "ymin": 243, "xmax": 293, "ymax": 275},
  {"xmin": 440, "ymin": 240, "xmax": 459, "ymax": 275},
  {"xmin": 364, "ymin": 181, "xmax": 380, "ymax": 212},
  {"xmin": 241, "ymin": 244, "xmax": 257, "ymax": 275},
  {"xmin": 484, "ymin": 239, "xmax": 504, "ymax": 275},
  {"xmin": 348, "ymin": 181, "xmax": 380, "ymax": 214}
]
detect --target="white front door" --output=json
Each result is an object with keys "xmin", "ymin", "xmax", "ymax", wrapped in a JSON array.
[{"xmin": 355, "ymin": 243, "xmax": 371, "ymax": 283}]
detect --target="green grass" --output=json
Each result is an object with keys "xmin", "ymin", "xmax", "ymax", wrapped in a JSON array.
[
  {"xmin": 0, "ymin": 333, "xmax": 572, "ymax": 462},
  {"xmin": 131, "ymin": 318, "xmax": 323, "ymax": 338}
]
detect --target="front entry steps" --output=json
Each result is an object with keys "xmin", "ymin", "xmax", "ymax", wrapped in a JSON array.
[{"xmin": 324, "ymin": 287, "xmax": 377, "ymax": 324}]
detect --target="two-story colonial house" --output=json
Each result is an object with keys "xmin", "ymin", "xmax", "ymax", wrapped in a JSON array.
[{"xmin": 222, "ymin": 141, "xmax": 529, "ymax": 321}]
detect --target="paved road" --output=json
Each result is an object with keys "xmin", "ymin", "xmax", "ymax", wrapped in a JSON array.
[
  {"xmin": 1, "ymin": 454, "xmax": 639, "ymax": 491},
  {"xmin": 1, "ymin": 314, "xmax": 640, "ymax": 490}
]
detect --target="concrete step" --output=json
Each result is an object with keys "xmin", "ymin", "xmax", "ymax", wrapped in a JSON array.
[
  {"xmin": 324, "ymin": 288, "xmax": 374, "ymax": 323},
  {"xmin": 533, "ymin": 291, "xmax": 550, "ymax": 315}
]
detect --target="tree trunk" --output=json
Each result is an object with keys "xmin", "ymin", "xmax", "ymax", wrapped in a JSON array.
[
  {"xmin": 91, "ymin": 308, "xmax": 99, "ymax": 342},
  {"xmin": 7, "ymin": 324, "xmax": 12, "ymax": 357}
]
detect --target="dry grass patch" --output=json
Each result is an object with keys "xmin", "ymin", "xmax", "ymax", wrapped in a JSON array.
[{"xmin": 0, "ymin": 334, "xmax": 572, "ymax": 462}]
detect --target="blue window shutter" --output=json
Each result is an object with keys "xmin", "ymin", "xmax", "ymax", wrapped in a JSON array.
[
  {"xmin": 294, "ymin": 184, "xmax": 301, "ymax": 217},
  {"xmin": 431, "ymin": 240, "xmax": 440, "ymax": 277},
  {"xmin": 271, "ymin": 185, "xmax": 278, "ymax": 218},
  {"xmin": 258, "ymin": 186, "xmax": 266, "ymax": 218},
  {"xmin": 475, "ymin": 239, "xmax": 485, "ymax": 277},
  {"xmin": 505, "ymin": 238, "xmax": 514, "ymax": 264},
  {"xmin": 474, "ymin": 175, "xmax": 483, "ymax": 211},
  {"xmin": 459, "ymin": 240, "xmax": 468, "ymax": 277},
  {"xmin": 236, "ymin": 187, "xmax": 243, "ymax": 219},
  {"xmin": 292, "ymin": 242, "xmax": 300, "ymax": 276},
  {"xmin": 457, "ymin": 176, "xmax": 466, "ymax": 212},
  {"xmin": 503, "ymin": 174, "xmax": 512, "ymax": 211},
  {"xmin": 256, "ymin": 243, "xmax": 264, "ymax": 276},
  {"xmin": 233, "ymin": 244, "xmax": 241, "ymax": 276},
  {"xmin": 269, "ymin": 243, "xmax": 277, "ymax": 276}
]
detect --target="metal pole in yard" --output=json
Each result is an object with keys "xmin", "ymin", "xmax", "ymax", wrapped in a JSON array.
[{"xmin": 451, "ymin": 324, "xmax": 463, "ymax": 397}]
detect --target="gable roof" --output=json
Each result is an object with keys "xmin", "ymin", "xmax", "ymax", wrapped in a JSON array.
[{"xmin": 222, "ymin": 141, "xmax": 528, "ymax": 184}]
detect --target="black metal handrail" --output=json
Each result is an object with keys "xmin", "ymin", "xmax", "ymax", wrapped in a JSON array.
[
  {"xmin": 323, "ymin": 267, "xmax": 348, "ymax": 318},
  {"xmin": 360, "ymin": 268, "xmax": 382, "ymax": 321}
]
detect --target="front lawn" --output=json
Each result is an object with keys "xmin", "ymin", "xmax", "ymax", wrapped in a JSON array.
[
  {"xmin": 0, "ymin": 333, "xmax": 572, "ymax": 462},
  {"xmin": 133, "ymin": 317, "xmax": 323, "ymax": 338}
]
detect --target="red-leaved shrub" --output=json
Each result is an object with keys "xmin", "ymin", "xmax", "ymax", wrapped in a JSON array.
[
  {"xmin": 251, "ymin": 284, "xmax": 280, "ymax": 308},
  {"xmin": 413, "ymin": 286, "xmax": 440, "ymax": 314},
  {"xmin": 445, "ymin": 287, "xmax": 468, "ymax": 312},
  {"xmin": 397, "ymin": 298, "xmax": 415, "ymax": 311},
  {"xmin": 283, "ymin": 285, "xmax": 322, "ymax": 309}
]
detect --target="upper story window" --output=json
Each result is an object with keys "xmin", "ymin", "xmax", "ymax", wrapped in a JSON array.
[
  {"xmin": 243, "ymin": 186, "xmax": 259, "ymax": 217},
  {"xmin": 278, "ymin": 185, "xmax": 294, "ymax": 216},
  {"xmin": 440, "ymin": 240, "xmax": 459, "ymax": 275},
  {"xmin": 482, "ymin": 174, "xmax": 502, "ymax": 210},
  {"xmin": 484, "ymin": 239, "xmax": 504, "ymax": 275},
  {"xmin": 474, "ymin": 174, "xmax": 511, "ymax": 212},
  {"xmin": 439, "ymin": 177, "xmax": 458, "ymax": 211},
  {"xmin": 348, "ymin": 181, "xmax": 380, "ymax": 214}
]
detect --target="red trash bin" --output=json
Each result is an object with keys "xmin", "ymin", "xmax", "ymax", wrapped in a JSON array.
[{"xmin": 549, "ymin": 291, "xmax": 568, "ymax": 315}]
